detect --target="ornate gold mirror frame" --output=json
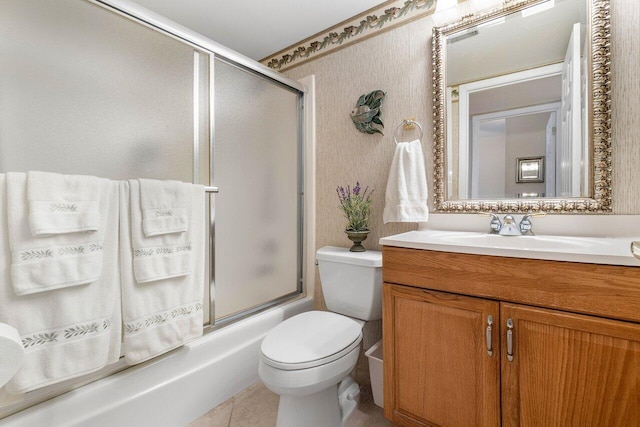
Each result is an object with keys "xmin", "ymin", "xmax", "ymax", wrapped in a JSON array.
[{"xmin": 432, "ymin": 0, "xmax": 611, "ymax": 213}]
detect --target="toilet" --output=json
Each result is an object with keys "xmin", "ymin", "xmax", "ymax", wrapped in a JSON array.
[{"xmin": 258, "ymin": 246, "xmax": 383, "ymax": 427}]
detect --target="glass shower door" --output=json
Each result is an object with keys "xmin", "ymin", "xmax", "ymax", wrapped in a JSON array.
[{"xmin": 212, "ymin": 58, "xmax": 302, "ymax": 320}]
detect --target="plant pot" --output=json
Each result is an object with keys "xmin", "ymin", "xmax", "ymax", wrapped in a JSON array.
[{"xmin": 345, "ymin": 230, "xmax": 370, "ymax": 252}]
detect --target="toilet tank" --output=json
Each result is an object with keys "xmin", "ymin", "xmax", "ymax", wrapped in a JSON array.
[{"xmin": 316, "ymin": 246, "xmax": 382, "ymax": 321}]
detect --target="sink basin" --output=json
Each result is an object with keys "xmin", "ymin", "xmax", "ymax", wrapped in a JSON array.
[
  {"xmin": 437, "ymin": 232, "xmax": 600, "ymax": 251},
  {"xmin": 379, "ymin": 230, "xmax": 640, "ymax": 266}
]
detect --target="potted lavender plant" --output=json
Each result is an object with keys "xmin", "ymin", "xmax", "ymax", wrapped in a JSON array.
[{"xmin": 336, "ymin": 181, "xmax": 373, "ymax": 252}]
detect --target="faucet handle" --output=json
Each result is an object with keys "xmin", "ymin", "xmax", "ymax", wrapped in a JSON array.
[
  {"xmin": 479, "ymin": 212, "xmax": 502, "ymax": 234},
  {"xmin": 519, "ymin": 212, "xmax": 546, "ymax": 235},
  {"xmin": 521, "ymin": 212, "xmax": 546, "ymax": 220},
  {"xmin": 519, "ymin": 216, "xmax": 533, "ymax": 234},
  {"xmin": 489, "ymin": 215, "xmax": 502, "ymax": 234}
]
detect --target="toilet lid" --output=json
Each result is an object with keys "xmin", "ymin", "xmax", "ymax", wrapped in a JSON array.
[{"xmin": 260, "ymin": 311, "xmax": 362, "ymax": 370}]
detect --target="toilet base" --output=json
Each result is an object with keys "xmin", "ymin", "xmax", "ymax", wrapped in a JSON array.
[{"xmin": 276, "ymin": 377, "xmax": 360, "ymax": 427}]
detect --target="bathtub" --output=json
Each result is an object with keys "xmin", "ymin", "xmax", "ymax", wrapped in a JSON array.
[{"xmin": 0, "ymin": 297, "xmax": 312, "ymax": 427}]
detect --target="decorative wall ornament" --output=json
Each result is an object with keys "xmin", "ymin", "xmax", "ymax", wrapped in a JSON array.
[
  {"xmin": 261, "ymin": 0, "xmax": 436, "ymax": 71},
  {"xmin": 351, "ymin": 90, "xmax": 386, "ymax": 135}
]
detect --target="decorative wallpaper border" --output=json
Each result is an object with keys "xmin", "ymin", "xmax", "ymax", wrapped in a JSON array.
[{"xmin": 261, "ymin": 0, "xmax": 437, "ymax": 71}]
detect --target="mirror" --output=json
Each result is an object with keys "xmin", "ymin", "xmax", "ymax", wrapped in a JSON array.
[{"xmin": 432, "ymin": 0, "xmax": 612, "ymax": 213}]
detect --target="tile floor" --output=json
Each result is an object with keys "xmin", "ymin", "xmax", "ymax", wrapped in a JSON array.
[{"xmin": 189, "ymin": 381, "xmax": 389, "ymax": 427}]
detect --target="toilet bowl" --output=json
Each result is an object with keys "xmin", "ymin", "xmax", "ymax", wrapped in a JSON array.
[{"xmin": 258, "ymin": 247, "xmax": 382, "ymax": 427}]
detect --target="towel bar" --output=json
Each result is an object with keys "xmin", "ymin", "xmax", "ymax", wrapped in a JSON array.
[{"xmin": 204, "ymin": 186, "xmax": 219, "ymax": 193}]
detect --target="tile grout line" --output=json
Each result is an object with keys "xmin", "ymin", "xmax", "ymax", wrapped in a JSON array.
[{"xmin": 226, "ymin": 397, "xmax": 235, "ymax": 427}]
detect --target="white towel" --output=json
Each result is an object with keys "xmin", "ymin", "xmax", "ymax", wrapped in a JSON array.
[
  {"xmin": 7, "ymin": 173, "xmax": 107, "ymax": 296},
  {"xmin": 0, "ymin": 174, "xmax": 121, "ymax": 394},
  {"xmin": 120, "ymin": 181, "xmax": 204, "ymax": 365},
  {"xmin": 139, "ymin": 178, "xmax": 189, "ymax": 237},
  {"xmin": 130, "ymin": 180, "xmax": 192, "ymax": 283},
  {"xmin": 383, "ymin": 139, "xmax": 429, "ymax": 223},
  {"xmin": 27, "ymin": 171, "xmax": 101, "ymax": 236}
]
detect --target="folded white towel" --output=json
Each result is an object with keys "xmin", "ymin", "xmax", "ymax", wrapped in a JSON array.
[
  {"xmin": 383, "ymin": 139, "xmax": 429, "ymax": 223},
  {"xmin": 120, "ymin": 181, "xmax": 205, "ymax": 365},
  {"xmin": 27, "ymin": 171, "xmax": 101, "ymax": 236},
  {"xmin": 0, "ymin": 175, "xmax": 121, "ymax": 394},
  {"xmin": 7, "ymin": 173, "xmax": 107, "ymax": 296},
  {"xmin": 139, "ymin": 178, "xmax": 189, "ymax": 237},
  {"xmin": 130, "ymin": 180, "xmax": 192, "ymax": 283}
]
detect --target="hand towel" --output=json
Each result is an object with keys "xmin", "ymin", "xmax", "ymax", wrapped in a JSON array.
[
  {"xmin": 6, "ymin": 173, "xmax": 105, "ymax": 296},
  {"xmin": 139, "ymin": 178, "xmax": 189, "ymax": 237},
  {"xmin": 383, "ymin": 139, "xmax": 429, "ymax": 223},
  {"xmin": 131, "ymin": 179, "xmax": 192, "ymax": 283},
  {"xmin": 27, "ymin": 171, "xmax": 101, "ymax": 236},
  {"xmin": 120, "ymin": 181, "xmax": 204, "ymax": 365},
  {"xmin": 0, "ymin": 174, "xmax": 121, "ymax": 394}
]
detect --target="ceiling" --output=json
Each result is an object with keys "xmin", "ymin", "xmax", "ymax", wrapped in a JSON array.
[{"xmin": 130, "ymin": 0, "xmax": 385, "ymax": 60}]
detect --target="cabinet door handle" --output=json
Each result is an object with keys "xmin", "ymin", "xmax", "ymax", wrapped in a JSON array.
[
  {"xmin": 506, "ymin": 318, "xmax": 514, "ymax": 362},
  {"xmin": 486, "ymin": 315, "xmax": 493, "ymax": 357}
]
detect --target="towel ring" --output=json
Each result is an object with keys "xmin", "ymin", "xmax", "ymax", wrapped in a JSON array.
[{"xmin": 393, "ymin": 119, "xmax": 423, "ymax": 144}]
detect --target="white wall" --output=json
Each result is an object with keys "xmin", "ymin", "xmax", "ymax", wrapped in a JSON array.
[
  {"xmin": 476, "ymin": 119, "xmax": 506, "ymax": 198},
  {"xmin": 504, "ymin": 113, "xmax": 549, "ymax": 197}
]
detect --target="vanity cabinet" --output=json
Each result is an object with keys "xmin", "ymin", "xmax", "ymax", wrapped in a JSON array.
[
  {"xmin": 501, "ymin": 303, "xmax": 640, "ymax": 426},
  {"xmin": 383, "ymin": 284, "xmax": 500, "ymax": 426},
  {"xmin": 383, "ymin": 246, "xmax": 640, "ymax": 427}
]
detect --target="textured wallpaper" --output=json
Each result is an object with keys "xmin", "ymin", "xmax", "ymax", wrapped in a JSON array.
[{"xmin": 285, "ymin": 1, "xmax": 640, "ymax": 306}]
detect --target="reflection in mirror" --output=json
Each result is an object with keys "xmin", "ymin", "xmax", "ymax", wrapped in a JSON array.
[
  {"xmin": 449, "ymin": 0, "xmax": 585, "ymax": 200},
  {"xmin": 433, "ymin": 0, "xmax": 612, "ymax": 213}
]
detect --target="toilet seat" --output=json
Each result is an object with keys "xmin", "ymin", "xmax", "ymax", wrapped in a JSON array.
[{"xmin": 260, "ymin": 311, "xmax": 362, "ymax": 371}]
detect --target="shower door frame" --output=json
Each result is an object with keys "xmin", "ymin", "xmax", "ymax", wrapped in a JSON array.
[{"xmin": 91, "ymin": 0, "xmax": 307, "ymax": 327}]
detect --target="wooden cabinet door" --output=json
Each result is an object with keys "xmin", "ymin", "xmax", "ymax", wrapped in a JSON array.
[
  {"xmin": 383, "ymin": 283, "xmax": 500, "ymax": 426},
  {"xmin": 501, "ymin": 303, "xmax": 640, "ymax": 427}
]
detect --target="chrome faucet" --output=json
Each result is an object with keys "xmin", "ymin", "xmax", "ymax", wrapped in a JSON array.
[
  {"xmin": 518, "ymin": 213, "xmax": 536, "ymax": 236},
  {"xmin": 487, "ymin": 213, "xmax": 502, "ymax": 235},
  {"xmin": 481, "ymin": 212, "xmax": 545, "ymax": 236},
  {"xmin": 498, "ymin": 215, "xmax": 520, "ymax": 236}
]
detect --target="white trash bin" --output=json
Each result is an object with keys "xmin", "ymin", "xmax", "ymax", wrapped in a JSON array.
[{"xmin": 365, "ymin": 339, "xmax": 383, "ymax": 408}]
